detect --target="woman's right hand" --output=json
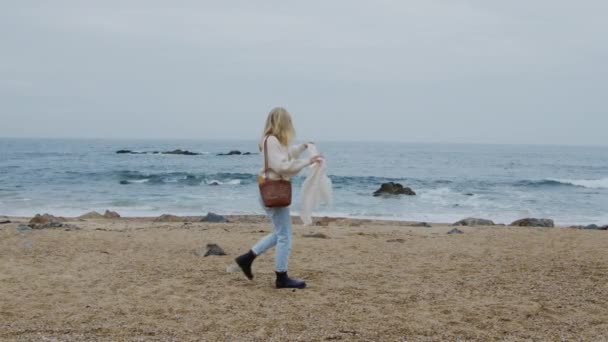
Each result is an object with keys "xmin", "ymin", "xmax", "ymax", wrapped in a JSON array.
[{"xmin": 310, "ymin": 155, "xmax": 324, "ymax": 164}]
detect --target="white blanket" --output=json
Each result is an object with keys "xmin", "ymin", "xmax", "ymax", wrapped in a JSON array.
[{"xmin": 300, "ymin": 144, "xmax": 333, "ymax": 225}]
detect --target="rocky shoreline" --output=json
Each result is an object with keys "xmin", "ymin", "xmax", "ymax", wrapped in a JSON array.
[{"xmin": 2, "ymin": 212, "xmax": 605, "ymax": 231}]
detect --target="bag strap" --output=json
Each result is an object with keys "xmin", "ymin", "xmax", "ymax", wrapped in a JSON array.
[{"xmin": 263, "ymin": 135, "xmax": 270, "ymax": 179}]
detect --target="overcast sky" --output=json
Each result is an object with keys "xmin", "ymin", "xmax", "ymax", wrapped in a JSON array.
[{"xmin": 1, "ymin": 1, "xmax": 607, "ymax": 145}]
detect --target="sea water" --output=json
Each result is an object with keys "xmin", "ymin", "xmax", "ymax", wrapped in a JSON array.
[{"xmin": 1, "ymin": 138, "xmax": 606, "ymax": 225}]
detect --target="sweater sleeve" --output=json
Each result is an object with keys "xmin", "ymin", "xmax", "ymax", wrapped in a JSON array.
[
  {"xmin": 288, "ymin": 143, "xmax": 307, "ymax": 159},
  {"xmin": 266, "ymin": 136, "xmax": 311, "ymax": 177}
]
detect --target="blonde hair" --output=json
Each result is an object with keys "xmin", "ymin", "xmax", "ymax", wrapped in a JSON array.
[{"xmin": 261, "ymin": 107, "xmax": 296, "ymax": 148}]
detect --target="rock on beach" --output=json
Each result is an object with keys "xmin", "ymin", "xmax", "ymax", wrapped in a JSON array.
[
  {"xmin": 510, "ymin": 218, "xmax": 554, "ymax": 228},
  {"xmin": 453, "ymin": 218, "xmax": 495, "ymax": 226}
]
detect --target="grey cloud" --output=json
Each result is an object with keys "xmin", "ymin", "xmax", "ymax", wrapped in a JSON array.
[{"xmin": 1, "ymin": 1, "xmax": 606, "ymax": 144}]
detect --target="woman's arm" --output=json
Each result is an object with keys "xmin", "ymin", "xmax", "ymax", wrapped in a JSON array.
[
  {"xmin": 288, "ymin": 143, "xmax": 307, "ymax": 159},
  {"xmin": 266, "ymin": 136, "xmax": 311, "ymax": 177}
]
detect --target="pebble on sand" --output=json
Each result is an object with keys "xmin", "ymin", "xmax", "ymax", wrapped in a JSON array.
[
  {"xmin": 447, "ymin": 228, "xmax": 464, "ymax": 235},
  {"xmin": 203, "ymin": 243, "xmax": 227, "ymax": 256},
  {"xmin": 201, "ymin": 213, "xmax": 229, "ymax": 223}
]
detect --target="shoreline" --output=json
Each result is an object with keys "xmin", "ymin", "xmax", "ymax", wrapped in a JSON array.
[{"xmin": 2, "ymin": 212, "xmax": 606, "ymax": 230}]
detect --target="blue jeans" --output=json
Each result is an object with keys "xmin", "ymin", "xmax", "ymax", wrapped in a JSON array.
[{"xmin": 251, "ymin": 200, "xmax": 292, "ymax": 272}]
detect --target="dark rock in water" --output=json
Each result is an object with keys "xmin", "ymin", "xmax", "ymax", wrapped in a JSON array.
[
  {"xmin": 303, "ymin": 232, "xmax": 330, "ymax": 239},
  {"xmin": 510, "ymin": 218, "xmax": 554, "ymax": 228},
  {"xmin": 447, "ymin": 228, "xmax": 464, "ymax": 235},
  {"xmin": 410, "ymin": 222, "xmax": 431, "ymax": 227},
  {"xmin": 201, "ymin": 212, "xmax": 229, "ymax": 223},
  {"xmin": 217, "ymin": 150, "xmax": 242, "ymax": 156},
  {"xmin": 204, "ymin": 243, "xmax": 227, "ymax": 256},
  {"xmin": 163, "ymin": 149, "xmax": 200, "ymax": 156},
  {"xmin": 116, "ymin": 150, "xmax": 146, "ymax": 154},
  {"xmin": 373, "ymin": 182, "xmax": 416, "ymax": 196},
  {"xmin": 154, "ymin": 214, "xmax": 183, "ymax": 222},
  {"xmin": 0, "ymin": 216, "xmax": 10, "ymax": 224},
  {"xmin": 103, "ymin": 210, "xmax": 121, "ymax": 219},
  {"xmin": 387, "ymin": 238, "xmax": 405, "ymax": 243},
  {"xmin": 118, "ymin": 148, "xmax": 203, "ymax": 156},
  {"xmin": 453, "ymin": 217, "xmax": 495, "ymax": 226}
]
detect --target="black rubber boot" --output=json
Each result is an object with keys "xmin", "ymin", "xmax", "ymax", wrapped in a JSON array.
[
  {"xmin": 235, "ymin": 250, "xmax": 256, "ymax": 280},
  {"xmin": 275, "ymin": 271, "xmax": 306, "ymax": 289}
]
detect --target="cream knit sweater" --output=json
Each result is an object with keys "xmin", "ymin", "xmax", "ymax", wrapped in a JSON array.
[{"xmin": 259, "ymin": 135, "xmax": 311, "ymax": 181}]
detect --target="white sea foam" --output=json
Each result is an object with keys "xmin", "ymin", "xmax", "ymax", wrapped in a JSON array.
[
  {"xmin": 206, "ymin": 179, "xmax": 241, "ymax": 185},
  {"xmin": 128, "ymin": 179, "xmax": 149, "ymax": 184}
]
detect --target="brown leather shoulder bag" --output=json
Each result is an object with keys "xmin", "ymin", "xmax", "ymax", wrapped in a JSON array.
[{"xmin": 259, "ymin": 136, "xmax": 292, "ymax": 207}]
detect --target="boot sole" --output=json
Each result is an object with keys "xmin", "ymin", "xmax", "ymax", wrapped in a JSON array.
[{"xmin": 276, "ymin": 283, "xmax": 307, "ymax": 289}]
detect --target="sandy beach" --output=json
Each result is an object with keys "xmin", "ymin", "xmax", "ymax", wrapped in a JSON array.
[{"xmin": 1, "ymin": 214, "xmax": 607, "ymax": 341}]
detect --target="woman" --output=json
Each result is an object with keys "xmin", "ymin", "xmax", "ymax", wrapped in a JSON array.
[{"xmin": 235, "ymin": 107, "xmax": 322, "ymax": 289}]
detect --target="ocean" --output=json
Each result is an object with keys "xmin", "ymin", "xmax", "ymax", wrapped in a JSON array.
[{"xmin": 1, "ymin": 138, "xmax": 606, "ymax": 225}]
